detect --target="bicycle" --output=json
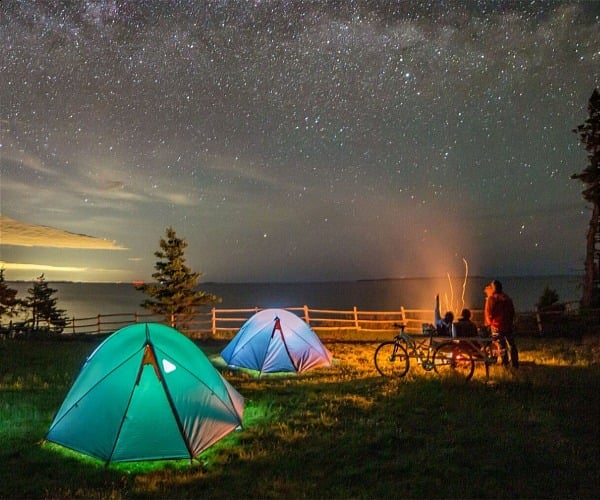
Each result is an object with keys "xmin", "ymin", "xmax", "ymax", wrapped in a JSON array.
[
  {"xmin": 374, "ymin": 324, "xmax": 475, "ymax": 380},
  {"xmin": 446, "ymin": 333, "xmax": 510, "ymax": 379}
]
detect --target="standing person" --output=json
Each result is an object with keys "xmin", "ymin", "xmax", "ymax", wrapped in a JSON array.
[
  {"xmin": 484, "ymin": 280, "xmax": 518, "ymax": 368},
  {"xmin": 434, "ymin": 294, "xmax": 454, "ymax": 336}
]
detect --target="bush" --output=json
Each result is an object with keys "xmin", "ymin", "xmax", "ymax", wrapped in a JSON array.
[{"xmin": 536, "ymin": 286, "xmax": 565, "ymax": 312}]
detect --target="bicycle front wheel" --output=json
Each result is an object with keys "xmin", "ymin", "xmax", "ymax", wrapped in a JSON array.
[
  {"xmin": 433, "ymin": 341, "xmax": 475, "ymax": 381},
  {"xmin": 374, "ymin": 341, "xmax": 409, "ymax": 377}
]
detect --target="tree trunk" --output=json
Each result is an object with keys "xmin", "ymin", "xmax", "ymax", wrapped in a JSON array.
[{"xmin": 582, "ymin": 202, "xmax": 600, "ymax": 307}]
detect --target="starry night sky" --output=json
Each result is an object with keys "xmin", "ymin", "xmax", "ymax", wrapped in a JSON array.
[{"xmin": 1, "ymin": 1, "xmax": 599, "ymax": 283}]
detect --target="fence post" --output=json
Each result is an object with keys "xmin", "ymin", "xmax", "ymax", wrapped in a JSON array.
[
  {"xmin": 303, "ymin": 305, "xmax": 310, "ymax": 325},
  {"xmin": 135, "ymin": 312, "xmax": 139, "ymax": 323},
  {"xmin": 97, "ymin": 315, "xmax": 101, "ymax": 334},
  {"xmin": 212, "ymin": 308, "xmax": 216, "ymax": 337},
  {"xmin": 71, "ymin": 316, "xmax": 75, "ymax": 335},
  {"xmin": 353, "ymin": 306, "xmax": 359, "ymax": 330},
  {"xmin": 400, "ymin": 306, "xmax": 406, "ymax": 327},
  {"xmin": 535, "ymin": 309, "xmax": 543, "ymax": 334}
]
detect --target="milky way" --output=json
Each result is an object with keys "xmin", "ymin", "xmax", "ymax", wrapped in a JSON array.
[{"xmin": 1, "ymin": 1, "xmax": 599, "ymax": 282}]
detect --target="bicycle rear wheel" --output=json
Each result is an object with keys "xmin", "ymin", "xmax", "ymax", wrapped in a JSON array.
[
  {"xmin": 374, "ymin": 341, "xmax": 409, "ymax": 377},
  {"xmin": 433, "ymin": 341, "xmax": 475, "ymax": 381}
]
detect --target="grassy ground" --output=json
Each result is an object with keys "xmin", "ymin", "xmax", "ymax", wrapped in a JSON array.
[{"xmin": 1, "ymin": 334, "xmax": 599, "ymax": 499}]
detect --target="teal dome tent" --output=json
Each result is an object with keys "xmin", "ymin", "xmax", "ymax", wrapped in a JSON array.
[{"xmin": 46, "ymin": 323, "xmax": 244, "ymax": 463}]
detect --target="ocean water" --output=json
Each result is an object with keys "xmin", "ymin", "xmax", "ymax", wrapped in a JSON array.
[{"xmin": 9, "ymin": 275, "xmax": 582, "ymax": 320}]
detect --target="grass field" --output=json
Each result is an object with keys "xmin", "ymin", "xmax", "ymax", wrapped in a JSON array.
[{"xmin": 1, "ymin": 334, "xmax": 599, "ymax": 499}]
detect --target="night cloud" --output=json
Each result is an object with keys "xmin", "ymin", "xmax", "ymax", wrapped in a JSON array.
[{"xmin": 0, "ymin": 216, "xmax": 126, "ymax": 250}]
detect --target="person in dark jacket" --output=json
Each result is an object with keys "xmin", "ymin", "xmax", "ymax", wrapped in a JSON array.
[
  {"xmin": 454, "ymin": 308, "xmax": 478, "ymax": 338},
  {"xmin": 484, "ymin": 280, "xmax": 518, "ymax": 367}
]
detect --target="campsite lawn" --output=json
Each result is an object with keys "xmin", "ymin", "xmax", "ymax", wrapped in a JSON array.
[{"xmin": 1, "ymin": 334, "xmax": 599, "ymax": 499}]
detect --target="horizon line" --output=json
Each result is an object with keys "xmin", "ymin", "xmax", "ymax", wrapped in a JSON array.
[{"xmin": 7, "ymin": 273, "xmax": 583, "ymax": 285}]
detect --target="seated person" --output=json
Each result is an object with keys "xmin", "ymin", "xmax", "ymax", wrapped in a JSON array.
[
  {"xmin": 453, "ymin": 308, "xmax": 482, "ymax": 355},
  {"xmin": 434, "ymin": 294, "xmax": 454, "ymax": 336},
  {"xmin": 453, "ymin": 308, "xmax": 478, "ymax": 338}
]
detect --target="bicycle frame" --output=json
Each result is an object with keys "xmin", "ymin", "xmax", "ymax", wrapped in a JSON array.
[{"xmin": 396, "ymin": 327, "xmax": 439, "ymax": 371}]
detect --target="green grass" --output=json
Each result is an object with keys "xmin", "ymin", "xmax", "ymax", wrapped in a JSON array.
[{"xmin": 1, "ymin": 335, "xmax": 599, "ymax": 499}]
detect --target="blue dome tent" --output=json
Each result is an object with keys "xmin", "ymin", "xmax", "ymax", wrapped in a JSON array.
[
  {"xmin": 221, "ymin": 308, "xmax": 332, "ymax": 375},
  {"xmin": 46, "ymin": 323, "xmax": 244, "ymax": 463}
]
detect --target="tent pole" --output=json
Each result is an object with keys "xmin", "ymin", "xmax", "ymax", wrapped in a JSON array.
[
  {"xmin": 273, "ymin": 317, "xmax": 298, "ymax": 373},
  {"xmin": 149, "ymin": 341, "xmax": 196, "ymax": 460}
]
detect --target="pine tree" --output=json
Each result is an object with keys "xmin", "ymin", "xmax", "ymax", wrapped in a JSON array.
[
  {"xmin": 25, "ymin": 274, "xmax": 67, "ymax": 332},
  {"xmin": 572, "ymin": 88, "xmax": 600, "ymax": 308},
  {"xmin": 136, "ymin": 227, "xmax": 219, "ymax": 330},
  {"xmin": 0, "ymin": 268, "xmax": 21, "ymax": 320}
]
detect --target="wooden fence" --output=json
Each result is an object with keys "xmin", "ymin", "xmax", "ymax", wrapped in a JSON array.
[
  {"xmin": 41, "ymin": 306, "xmax": 435, "ymax": 337},
  {"xmin": 3, "ymin": 301, "xmax": 591, "ymax": 341},
  {"xmin": 27, "ymin": 305, "xmax": 544, "ymax": 338}
]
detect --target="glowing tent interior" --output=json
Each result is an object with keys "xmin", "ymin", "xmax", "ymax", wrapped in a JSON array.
[
  {"xmin": 46, "ymin": 323, "xmax": 244, "ymax": 463},
  {"xmin": 221, "ymin": 308, "xmax": 333, "ymax": 375}
]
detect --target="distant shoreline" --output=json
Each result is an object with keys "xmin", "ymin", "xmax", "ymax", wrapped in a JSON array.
[
  {"xmin": 8, "ymin": 276, "xmax": 583, "ymax": 320},
  {"xmin": 8, "ymin": 274, "xmax": 583, "ymax": 285}
]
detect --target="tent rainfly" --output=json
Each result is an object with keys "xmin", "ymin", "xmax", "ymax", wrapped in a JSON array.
[
  {"xmin": 221, "ymin": 308, "xmax": 333, "ymax": 375},
  {"xmin": 46, "ymin": 323, "xmax": 244, "ymax": 463}
]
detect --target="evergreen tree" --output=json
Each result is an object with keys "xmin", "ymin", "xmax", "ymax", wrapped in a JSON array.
[
  {"xmin": 572, "ymin": 88, "xmax": 600, "ymax": 308},
  {"xmin": 0, "ymin": 268, "xmax": 21, "ymax": 320},
  {"xmin": 136, "ymin": 227, "xmax": 219, "ymax": 330},
  {"xmin": 25, "ymin": 274, "xmax": 67, "ymax": 332}
]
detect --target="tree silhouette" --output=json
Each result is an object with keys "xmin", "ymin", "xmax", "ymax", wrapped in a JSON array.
[
  {"xmin": 572, "ymin": 88, "xmax": 600, "ymax": 308},
  {"xmin": 25, "ymin": 274, "xmax": 67, "ymax": 332},
  {"xmin": 0, "ymin": 268, "xmax": 21, "ymax": 320},
  {"xmin": 136, "ymin": 226, "xmax": 220, "ymax": 331}
]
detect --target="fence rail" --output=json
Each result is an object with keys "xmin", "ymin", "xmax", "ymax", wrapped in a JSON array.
[
  {"xmin": 1, "ymin": 305, "xmax": 555, "ymax": 339},
  {"xmin": 59, "ymin": 306, "xmax": 438, "ymax": 336}
]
